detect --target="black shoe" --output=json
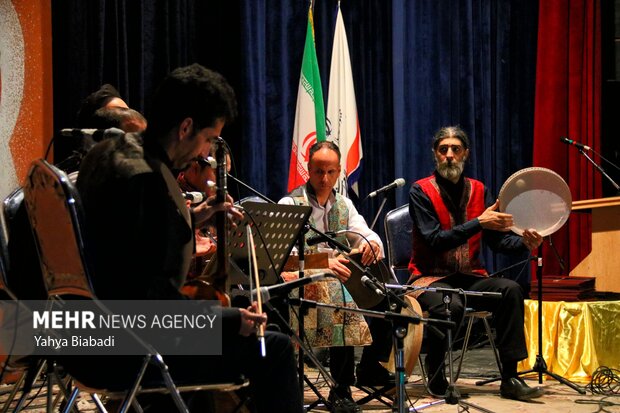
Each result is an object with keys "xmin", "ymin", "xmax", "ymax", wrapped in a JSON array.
[
  {"xmin": 424, "ymin": 358, "xmax": 448, "ymax": 397},
  {"xmin": 328, "ymin": 388, "xmax": 361, "ymax": 413},
  {"xmin": 355, "ymin": 361, "xmax": 395, "ymax": 386},
  {"xmin": 500, "ymin": 377, "xmax": 543, "ymax": 401}
]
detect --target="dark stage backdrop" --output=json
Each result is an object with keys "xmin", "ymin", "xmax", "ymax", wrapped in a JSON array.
[{"xmin": 51, "ymin": 0, "xmax": 543, "ymax": 288}]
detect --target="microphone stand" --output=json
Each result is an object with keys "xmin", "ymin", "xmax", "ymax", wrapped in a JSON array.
[
  {"xmin": 473, "ymin": 245, "xmax": 585, "ymax": 394},
  {"xmin": 577, "ymin": 148, "xmax": 620, "ymax": 194},
  {"xmin": 289, "ymin": 298, "xmax": 454, "ymax": 413},
  {"xmin": 308, "ymin": 230, "xmax": 460, "ymax": 412},
  {"xmin": 220, "ymin": 176, "xmax": 341, "ymax": 409},
  {"xmin": 369, "ymin": 194, "xmax": 389, "ymax": 231},
  {"xmin": 390, "ymin": 285, "xmax": 502, "ymax": 413},
  {"xmin": 227, "ymin": 173, "xmax": 276, "ymax": 203}
]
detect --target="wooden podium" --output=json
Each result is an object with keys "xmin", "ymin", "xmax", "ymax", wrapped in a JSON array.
[{"xmin": 570, "ymin": 196, "xmax": 620, "ymax": 293}]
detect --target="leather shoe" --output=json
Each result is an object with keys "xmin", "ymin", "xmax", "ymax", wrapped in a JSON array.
[
  {"xmin": 500, "ymin": 377, "xmax": 543, "ymax": 401},
  {"xmin": 328, "ymin": 388, "xmax": 361, "ymax": 413},
  {"xmin": 355, "ymin": 361, "xmax": 395, "ymax": 386},
  {"xmin": 424, "ymin": 358, "xmax": 448, "ymax": 397}
]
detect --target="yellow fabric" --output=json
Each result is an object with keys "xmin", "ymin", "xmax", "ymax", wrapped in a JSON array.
[{"xmin": 518, "ymin": 299, "xmax": 620, "ymax": 383}]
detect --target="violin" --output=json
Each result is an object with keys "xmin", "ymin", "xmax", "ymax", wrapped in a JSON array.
[{"xmin": 181, "ymin": 138, "xmax": 231, "ymax": 306}]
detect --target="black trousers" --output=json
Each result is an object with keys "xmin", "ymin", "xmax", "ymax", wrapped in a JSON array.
[{"xmin": 416, "ymin": 274, "xmax": 528, "ymax": 368}]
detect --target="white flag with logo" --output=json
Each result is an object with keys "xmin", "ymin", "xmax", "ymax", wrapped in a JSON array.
[{"xmin": 326, "ymin": 4, "xmax": 363, "ymax": 196}]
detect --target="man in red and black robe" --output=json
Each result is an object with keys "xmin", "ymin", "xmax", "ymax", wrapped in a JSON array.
[{"xmin": 408, "ymin": 126, "xmax": 543, "ymax": 401}]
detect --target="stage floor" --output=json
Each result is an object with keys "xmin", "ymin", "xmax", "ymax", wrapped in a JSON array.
[
  {"xmin": 1, "ymin": 347, "xmax": 618, "ymax": 412},
  {"xmin": 303, "ymin": 347, "xmax": 620, "ymax": 412}
]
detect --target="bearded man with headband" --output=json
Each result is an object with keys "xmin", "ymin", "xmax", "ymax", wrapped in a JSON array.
[{"xmin": 407, "ymin": 125, "xmax": 544, "ymax": 401}]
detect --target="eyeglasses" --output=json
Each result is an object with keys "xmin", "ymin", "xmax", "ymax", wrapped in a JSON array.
[{"xmin": 437, "ymin": 145, "xmax": 464, "ymax": 155}]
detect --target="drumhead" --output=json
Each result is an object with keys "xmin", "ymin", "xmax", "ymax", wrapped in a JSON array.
[{"xmin": 498, "ymin": 167, "xmax": 571, "ymax": 237}]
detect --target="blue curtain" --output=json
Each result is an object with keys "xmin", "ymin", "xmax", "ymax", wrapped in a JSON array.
[
  {"xmin": 51, "ymin": 0, "xmax": 538, "ymax": 286},
  {"xmin": 391, "ymin": 0, "xmax": 539, "ymax": 285}
]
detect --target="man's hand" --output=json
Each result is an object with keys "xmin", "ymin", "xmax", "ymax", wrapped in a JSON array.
[
  {"xmin": 358, "ymin": 240, "xmax": 382, "ymax": 266},
  {"xmin": 280, "ymin": 271, "xmax": 299, "ymax": 282},
  {"xmin": 238, "ymin": 302, "xmax": 267, "ymax": 337},
  {"xmin": 522, "ymin": 229, "xmax": 543, "ymax": 252},
  {"xmin": 478, "ymin": 199, "xmax": 513, "ymax": 231},
  {"xmin": 192, "ymin": 193, "xmax": 244, "ymax": 225},
  {"xmin": 328, "ymin": 256, "xmax": 351, "ymax": 282},
  {"xmin": 195, "ymin": 230, "xmax": 216, "ymax": 256}
]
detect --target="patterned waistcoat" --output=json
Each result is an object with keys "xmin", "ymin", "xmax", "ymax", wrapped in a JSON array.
[{"xmin": 288, "ymin": 184, "xmax": 349, "ymax": 252}]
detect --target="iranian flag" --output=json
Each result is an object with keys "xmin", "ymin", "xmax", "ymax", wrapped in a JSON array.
[
  {"xmin": 326, "ymin": 4, "xmax": 363, "ymax": 196},
  {"xmin": 287, "ymin": 7, "xmax": 326, "ymax": 192}
]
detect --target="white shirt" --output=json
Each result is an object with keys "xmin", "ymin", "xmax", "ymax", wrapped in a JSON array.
[{"xmin": 279, "ymin": 187, "xmax": 384, "ymax": 258}]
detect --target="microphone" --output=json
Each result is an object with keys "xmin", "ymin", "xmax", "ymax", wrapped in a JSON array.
[
  {"xmin": 368, "ymin": 178, "xmax": 406, "ymax": 198},
  {"xmin": 60, "ymin": 128, "xmax": 125, "ymax": 142},
  {"xmin": 183, "ymin": 191, "xmax": 206, "ymax": 204},
  {"xmin": 252, "ymin": 274, "xmax": 329, "ymax": 302},
  {"xmin": 560, "ymin": 137, "xmax": 591, "ymax": 151},
  {"xmin": 360, "ymin": 275, "xmax": 385, "ymax": 296}
]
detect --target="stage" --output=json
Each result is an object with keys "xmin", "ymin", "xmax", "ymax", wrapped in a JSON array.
[
  {"xmin": 302, "ymin": 346, "xmax": 620, "ymax": 412},
  {"xmin": 2, "ymin": 300, "xmax": 619, "ymax": 412},
  {"xmin": 1, "ymin": 346, "xmax": 619, "ymax": 412}
]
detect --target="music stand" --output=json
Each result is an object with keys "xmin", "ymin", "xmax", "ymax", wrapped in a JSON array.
[{"xmin": 203, "ymin": 201, "xmax": 311, "ymax": 285}]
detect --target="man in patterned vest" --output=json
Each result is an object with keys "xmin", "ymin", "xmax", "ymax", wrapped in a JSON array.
[
  {"xmin": 408, "ymin": 126, "xmax": 544, "ymax": 401},
  {"xmin": 280, "ymin": 141, "xmax": 393, "ymax": 411}
]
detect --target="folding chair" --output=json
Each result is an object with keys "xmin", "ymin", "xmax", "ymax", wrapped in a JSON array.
[
  {"xmin": 1, "ymin": 193, "xmax": 78, "ymax": 413},
  {"xmin": 383, "ymin": 205, "xmax": 502, "ymax": 385},
  {"xmin": 21, "ymin": 159, "xmax": 247, "ymax": 413}
]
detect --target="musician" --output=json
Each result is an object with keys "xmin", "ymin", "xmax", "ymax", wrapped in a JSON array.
[
  {"xmin": 408, "ymin": 125, "xmax": 543, "ymax": 401},
  {"xmin": 76, "ymin": 83, "xmax": 129, "ymax": 128},
  {"xmin": 177, "ymin": 151, "xmax": 223, "ymax": 275},
  {"xmin": 74, "ymin": 64, "xmax": 303, "ymax": 413},
  {"xmin": 279, "ymin": 141, "xmax": 393, "ymax": 410}
]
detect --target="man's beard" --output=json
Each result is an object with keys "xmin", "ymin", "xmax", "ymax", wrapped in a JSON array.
[{"xmin": 436, "ymin": 159, "xmax": 465, "ymax": 181}]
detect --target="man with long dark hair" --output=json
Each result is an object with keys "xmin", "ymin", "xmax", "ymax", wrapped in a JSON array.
[{"xmin": 408, "ymin": 126, "xmax": 543, "ymax": 401}]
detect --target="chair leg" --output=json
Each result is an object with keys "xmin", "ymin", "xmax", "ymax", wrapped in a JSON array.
[
  {"xmin": 131, "ymin": 398, "xmax": 145, "ymax": 413},
  {"xmin": 1, "ymin": 370, "xmax": 26, "ymax": 413},
  {"xmin": 90, "ymin": 393, "xmax": 108, "ymax": 413},
  {"xmin": 60, "ymin": 387, "xmax": 80, "ymax": 413},
  {"xmin": 418, "ymin": 355, "xmax": 428, "ymax": 389},
  {"xmin": 10, "ymin": 359, "xmax": 46, "ymax": 413},
  {"xmin": 481, "ymin": 318, "xmax": 502, "ymax": 375},
  {"xmin": 150, "ymin": 353, "xmax": 189, "ymax": 413},
  {"xmin": 453, "ymin": 315, "xmax": 476, "ymax": 381},
  {"xmin": 118, "ymin": 355, "xmax": 151, "ymax": 413}
]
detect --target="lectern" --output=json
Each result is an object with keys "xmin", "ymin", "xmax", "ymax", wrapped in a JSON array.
[{"xmin": 570, "ymin": 196, "xmax": 620, "ymax": 293}]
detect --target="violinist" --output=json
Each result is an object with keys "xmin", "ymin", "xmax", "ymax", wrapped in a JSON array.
[
  {"xmin": 177, "ymin": 149, "xmax": 232, "ymax": 278},
  {"xmin": 72, "ymin": 64, "xmax": 303, "ymax": 413}
]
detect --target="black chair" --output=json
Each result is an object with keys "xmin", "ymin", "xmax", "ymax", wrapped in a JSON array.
[
  {"xmin": 1, "ymin": 190, "xmax": 78, "ymax": 413},
  {"xmin": 383, "ymin": 205, "xmax": 502, "ymax": 384},
  {"xmin": 21, "ymin": 159, "xmax": 247, "ymax": 413},
  {"xmin": 0, "ymin": 210, "xmax": 27, "ymax": 410},
  {"xmin": 383, "ymin": 205, "xmax": 414, "ymax": 285}
]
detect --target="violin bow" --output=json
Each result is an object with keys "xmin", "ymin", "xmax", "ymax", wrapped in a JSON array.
[{"xmin": 247, "ymin": 230, "xmax": 266, "ymax": 357}]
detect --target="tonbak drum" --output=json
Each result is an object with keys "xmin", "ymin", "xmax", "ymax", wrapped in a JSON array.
[
  {"xmin": 498, "ymin": 167, "xmax": 572, "ymax": 237},
  {"xmin": 381, "ymin": 294, "xmax": 424, "ymax": 376}
]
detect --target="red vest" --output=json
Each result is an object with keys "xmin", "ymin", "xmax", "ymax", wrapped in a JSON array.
[{"xmin": 408, "ymin": 176, "xmax": 488, "ymax": 282}]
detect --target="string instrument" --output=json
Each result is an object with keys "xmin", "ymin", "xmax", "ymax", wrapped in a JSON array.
[{"xmin": 181, "ymin": 138, "xmax": 231, "ymax": 306}]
